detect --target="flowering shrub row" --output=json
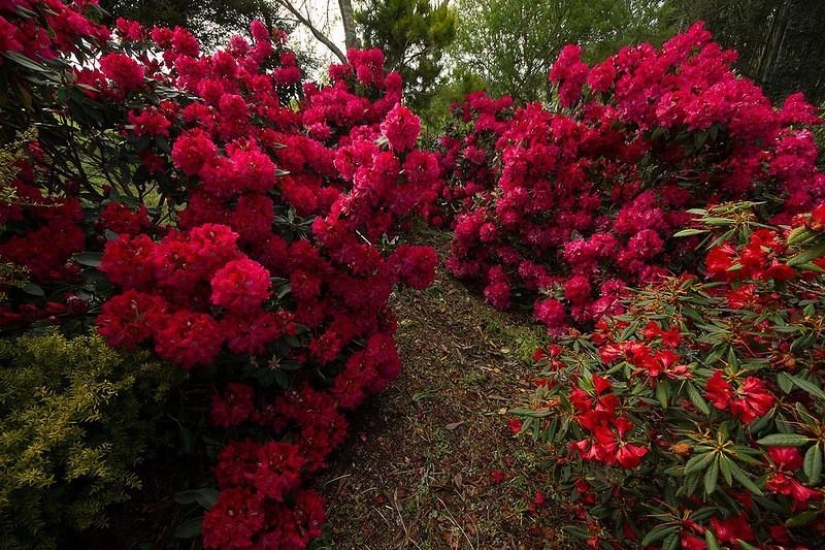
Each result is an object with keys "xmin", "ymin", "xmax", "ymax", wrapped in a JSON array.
[
  {"xmin": 0, "ymin": 1, "xmax": 438, "ymax": 548},
  {"xmin": 439, "ymin": 24, "xmax": 824, "ymax": 335},
  {"xmin": 514, "ymin": 203, "xmax": 825, "ymax": 549},
  {"xmin": 430, "ymin": 91, "xmax": 514, "ymax": 227}
]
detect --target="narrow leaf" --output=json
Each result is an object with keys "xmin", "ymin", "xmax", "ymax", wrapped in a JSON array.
[
  {"xmin": 757, "ymin": 433, "xmax": 813, "ymax": 447},
  {"xmin": 72, "ymin": 251, "xmax": 102, "ymax": 268},
  {"xmin": 21, "ymin": 283, "xmax": 45, "ymax": 297},
  {"xmin": 719, "ymin": 455, "xmax": 733, "ymax": 486},
  {"xmin": 641, "ymin": 525, "xmax": 679, "ymax": 547},
  {"xmin": 785, "ymin": 510, "xmax": 818, "ymax": 528},
  {"xmin": 673, "ymin": 228, "xmax": 709, "ymax": 238},
  {"xmin": 687, "ymin": 384, "xmax": 711, "ymax": 415},
  {"xmin": 173, "ymin": 517, "xmax": 203, "ymax": 539},
  {"xmin": 790, "ymin": 375, "xmax": 825, "ymax": 401},
  {"xmin": 704, "ymin": 458, "xmax": 719, "ymax": 496},
  {"xmin": 684, "ymin": 452, "xmax": 714, "ymax": 475},
  {"xmin": 727, "ymin": 459, "xmax": 763, "ymax": 496},
  {"xmin": 705, "ymin": 528, "xmax": 722, "ymax": 550},
  {"xmin": 803, "ymin": 444, "xmax": 822, "ymax": 485}
]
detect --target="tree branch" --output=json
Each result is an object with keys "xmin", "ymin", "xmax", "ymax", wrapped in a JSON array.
[{"xmin": 274, "ymin": 0, "xmax": 348, "ymax": 63}]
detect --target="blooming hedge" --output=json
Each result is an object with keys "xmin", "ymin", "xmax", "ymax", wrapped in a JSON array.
[
  {"xmin": 514, "ymin": 203, "xmax": 825, "ymax": 549},
  {"xmin": 0, "ymin": 1, "xmax": 439, "ymax": 548},
  {"xmin": 440, "ymin": 24, "xmax": 824, "ymax": 335}
]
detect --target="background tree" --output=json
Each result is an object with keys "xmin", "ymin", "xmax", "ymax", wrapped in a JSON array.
[
  {"xmin": 451, "ymin": 0, "xmax": 671, "ymax": 102},
  {"xmin": 356, "ymin": 0, "xmax": 457, "ymax": 110},
  {"xmin": 664, "ymin": 0, "xmax": 825, "ymax": 104},
  {"xmin": 98, "ymin": 0, "xmax": 279, "ymax": 45}
]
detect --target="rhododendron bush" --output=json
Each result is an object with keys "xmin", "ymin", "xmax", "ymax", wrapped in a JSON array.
[
  {"xmin": 514, "ymin": 204, "xmax": 825, "ymax": 548},
  {"xmin": 441, "ymin": 23, "xmax": 825, "ymax": 335},
  {"xmin": 0, "ymin": 1, "xmax": 438, "ymax": 547}
]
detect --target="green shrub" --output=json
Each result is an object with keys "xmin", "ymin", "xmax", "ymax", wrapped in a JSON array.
[{"xmin": 0, "ymin": 331, "xmax": 179, "ymax": 549}]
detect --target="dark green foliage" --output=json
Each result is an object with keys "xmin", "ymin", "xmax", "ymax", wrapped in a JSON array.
[
  {"xmin": 0, "ymin": 331, "xmax": 181, "ymax": 550},
  {"xmin": 356, "ymin": 0, "xmax": 457, "ymax": 111},
  {"xmin": 98, "ymin": 0, "xmax": 279, "ymax": 45}
]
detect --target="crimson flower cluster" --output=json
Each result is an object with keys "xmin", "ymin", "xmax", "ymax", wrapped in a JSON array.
[
  {"xmin": 517, "ymin": 204, "xmax": 825, "ymax": 549},
  {"xmin": 441, "ymin": 23, "xmax": 825, "ymax": 336}
]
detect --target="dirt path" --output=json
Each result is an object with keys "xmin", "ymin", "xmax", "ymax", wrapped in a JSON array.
[{"xmin": 316, "ymin": 232, "xmax": 577, "ymax": 549}]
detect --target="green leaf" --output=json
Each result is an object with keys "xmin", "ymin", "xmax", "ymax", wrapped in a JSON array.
[
  {"xmin": 3, "ymin": 51, "xmax": 48, "ymax": 73},
  {"xmin": 785, "ymin": 510, "xmax": 818, "ymax": 528},
  {"xmin": 563, "ymin": 525, "xmax": 591, "ymax": 540},
  {"xmin": 719, "ymin": 455, "xmax": 733, "ymax": 486},
  {"xmin": 790, "ymin": 374, "xmax": 825, "ymax": 401},
  {"xmin": 20, "ymin": 283, "xmax": 45, "ymax": 297},
  {"xmin": 694, "ymin": 130, "xmax": 709, "ymax": 149},
  {"xmin": 641, "ymin": 525, "xmax": 679, "ymax": 547},
  {"xmin": 790, "ymin": 332, "xmax": 815, "ymax": 353},
  {"xmin": 776, "ymin": 372, "xmax": 794, "ymax": 394},
  {"xmin": 656, "ymin": 380, "xmax": 669, "ymax": 408},
  {"xmin": 72, "ymin": 251, "xmax": 102, "ymax": 268},
  {"xmin": 173, "ymin": 517, "xmax": 203, "ymax": 539},
  {"xmin": 673, "ymin": 228, "xmax": 709, "ymax": 238},
  {"xmin": 702, "ymin": 217, "xmax": 734, "ymax": 226},
  {"xmin": 687, "ymin": 383, "xmax": 711, "ymax": 415},
  {"xmin": 727, "ymin": 459, "xmax": 763, "ymax": 496},
  {"xmin": 174, "ymin": 488, "xmax": 219, "ymax": 509},
  {"xmin": 757, "ymin": 433, "xmax": 814, "ymax": 447},
  {"xmin": 804, "ymin": 444, "xmax": 822, "ymax": 484},
  {"xmin": 786, "ymin": 226, "xmax": 816, "ymax": 246},
  {"xmin": 705, "ymin": 528, "xmax": 722, "ymax": 550},
  {"xmin": 684, "ymin": 452, "xmax": 714, "ymax": 475},
  {"xmin": 703, "ymin": 457, "xmax": 719, "ymax": 496},
  {"xmin": 663, "ymin": 532, "xmax": 679, "ymax": 550},
  {"xmin": 787, "ymin": 241, "xmax": 825, "ymax": 266}
]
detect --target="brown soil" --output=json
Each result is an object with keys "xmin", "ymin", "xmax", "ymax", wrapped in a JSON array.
[{"xmin": 315, "ymin": 230, "xmax": 579, "ymax": 550}]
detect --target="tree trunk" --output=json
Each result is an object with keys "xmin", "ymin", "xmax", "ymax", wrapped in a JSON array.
[
  {"xmin": 338, "ymin": 0, "xmax": 360, "ymax": 50},
  {"xmin": 756, "ymin": 0, "xmax": 791, "ymax": 85}
]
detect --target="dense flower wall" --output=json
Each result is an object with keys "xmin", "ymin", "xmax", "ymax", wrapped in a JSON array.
[{"xmin": 0, "ymin": 1, "xmax": 439, "ymax": 547}]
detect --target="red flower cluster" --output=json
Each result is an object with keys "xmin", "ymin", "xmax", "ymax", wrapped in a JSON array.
[
  {"xmin": 569, "ymin": 375, "xmax": 649, "ymax": 469},
  {"xmin": 516, "ymin": 205, "xmax": 825, "ymax": 548},
  {"xmin": 441, "ymin": 23, "xmax": 825, "ymax": 335}
]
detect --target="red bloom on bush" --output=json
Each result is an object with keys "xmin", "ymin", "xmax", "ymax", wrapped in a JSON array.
[
  {"xmin": 392, "ymin": 245, "xmax": 437, "ymax": 290},
  {"xmin": 153, "ymin": 310, "xmax": 224, "ymax": 369},
  {"xmin": 705, "ymin": 370, "xmax": 733, "ymax": 410},
  {"xmin": 99, "ymin": 52, "xmax": 143, "ymax": 92},
  {"xmin": 202, "ymin": 488, "xmax": 264, "ymax": 549},
  {"xmin": 128, "ymin": 107, "xmax": 171, "ymax": 137},
  {"xmin": 766, "ymin": 472, "xmax": 823, "ymax": 507},
  {"xmin": 99, "ymin": 202, "xmax": 151, "ymax": 235},
  {"xmin": 171, "ymin": 128, "xmax": 218, "ymax": 176},
  {"xmin": 96, "ymin": 289, "xmax": 167, "ymax": 349},
  {"xmin": 380, "ymin": 103, "xmax": 420, "ymax": 153},
  {"xmin": 210, "ymin": 258, "xmax": 272, "ymax": 314},
  {"xmin": 211, "ymin": 383, "xmax": 256, "ymax": 428},
  {"xmin": 729, "ymin": 376, "xmax": 775, "ymax": 423},
  {"xmin": 564, "ymin": 275, "xmax": 592, "ymax": 306},
  {"xmin": 550, "ymin": 44, "xmax": 589, "ymax": 107},
  {"xmin": 709, "ymin": 514, "xmax": 755, "ymax": 546}
]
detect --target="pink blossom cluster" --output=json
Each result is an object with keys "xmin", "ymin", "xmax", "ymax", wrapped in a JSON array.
[{"xmin": 442, "ymin": 23, "xmax": 825, "ymax": 336}]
